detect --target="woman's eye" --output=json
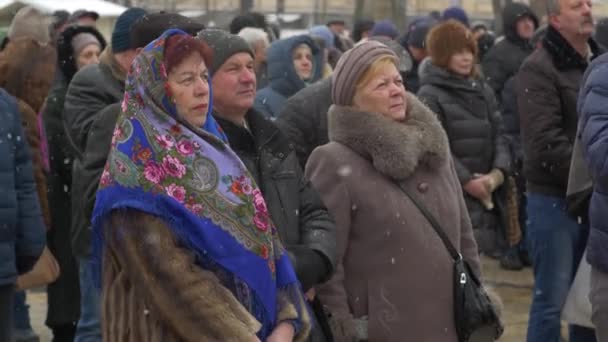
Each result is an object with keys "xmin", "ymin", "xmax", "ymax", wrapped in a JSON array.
[
  {"xmin": 181, "ymin": 77, "xmax": 193, "ymax": 84},
  {"xmin": 201, "ymin": 73, "xmax": 209, "ymax": 82}
]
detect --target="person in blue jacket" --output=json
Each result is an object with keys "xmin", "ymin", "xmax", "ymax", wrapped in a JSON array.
[
  {"xmin": 0, "ymin": 88, "xmax": 46, "ymax": 341},
  {"xmin": 578, "ymin": 52, "xmax": 608, "ymax": 341},
  {"xmin": 254, "ymin": 35, "xmax": 323, "ymax": 119}
]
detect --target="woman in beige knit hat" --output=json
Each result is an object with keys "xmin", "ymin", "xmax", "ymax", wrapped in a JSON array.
[
  {"xmin": 417, "ymin": 20, "xmax": 517, "ymax": 265},
  {"xmin": 305, "ymin": 40, "xmax": 484, "ymax": 341}
]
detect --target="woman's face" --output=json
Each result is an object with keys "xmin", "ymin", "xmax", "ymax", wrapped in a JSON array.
[
  {"xmin": 77, "ymin": 44, "xmax": 101, "ymax": 70},
  {"xmin": 352, "ymin": 62, "xmax": 407, "ymax": 122},
  {"xmin": 166, "ymin": 52, "xmax": 210, "ymax": 128},
  {"xmin": 448, "ymin": 49, "xmax": 474, "ymax": 77},
  {"xmin": 292, "ymin": 44, "xmax": 313, "ymax": 81}
]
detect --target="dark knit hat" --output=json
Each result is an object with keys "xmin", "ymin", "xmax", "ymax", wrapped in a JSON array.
[
  {"xmin": 370, "ymin": 20, "xmax": 399, "ymax": 39},
  {"xmin": 111, "ymin": 7, "xmax": 147, "ymax": 53},
  {"xmin": 197, "ymin": 29, "xmax": 254, "ymax": 75},
  {"xmin": 129, "ymin": 12, "xmax": 205, "ymax": 51},
  {"xmin": 331, "ymin": 40, "xmax": 398, "ymax": 106},
  {"xmin": 426, "ymin": 20, "xmax": 477, "ymax": 70},
  {"xmin": 442, "ymin": 6, "xmax": 470, "ymax": 27},
  {"xmin": 406, "ymin": 18, "xmax": 435, "ymax": 49}
]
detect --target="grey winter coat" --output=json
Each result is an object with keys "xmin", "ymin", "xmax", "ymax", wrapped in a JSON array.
[
  {"xmin": 63, "ymin": 47, "xmax": 124, "ymax": 258},
  {"xmin": 0, "ymin": 89, "xmax": 46, "ymax": 286},
  {"xmin": 305, "ymin": 93, "xmax": 481, "ymax": 341}
]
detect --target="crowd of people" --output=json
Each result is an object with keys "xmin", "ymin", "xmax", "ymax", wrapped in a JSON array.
[{"xmin": 2, "ymin": 0, "xmax": 608, "ymax": 341}]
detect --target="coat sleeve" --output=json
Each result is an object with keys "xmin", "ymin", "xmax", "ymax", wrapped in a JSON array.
[
  {"xmin": 448, "ymin": 157, "xmax": 482, "ymax": 277},
  {"xmin": 418, "ymin": 89, "xmax": 474, "ymax": 184},
  {"xmin": 579, "ymin": 62, "xmax": 608, "ymax": 188},
  {"xmin": 11, "ymin": 98, "xmax": 45, "ymax": 271},
  {"xmin": 487, "ymin": 87, "xmax": 512, "ymax": 174},
  {"xmin": 43, "ymin": 86, "xmax": 73, "ymax": 189},
  {"xmin": 287, "ymin": 161, "xmax": 337, "ymax": 291},
  {"xmin": 517, "ymin": 60, "xmax": 572, "ymax": 187},
  {"xmin": 82, "ymin": 104, "xmax": 120, "ymax": 230},
  {"xmin": 106, "ymin": 210, "xmax": 262, "ymax": 341},
  {"xmin": 18, "ymin": 102, "xmax": 51, "ymax": 229},
  {"xmin": 305, "ymin": 147, "xmax": 358, "ymax": 340},
  {"xmin": 63, "ymin": 67, "xmax": 117, "ymax": 158},
  {"xmin": 276, "ymin": 100, "xmax": 318, "ymax": 169}
]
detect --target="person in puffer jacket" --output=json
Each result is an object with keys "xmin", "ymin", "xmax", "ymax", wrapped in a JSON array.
[
  {"xmin": 254, "ymin": 35, "xmax": 323, "ymax": 119},
  {"xmin": 0, "ymin": 88, "xmax": 46, "ymax": 342}
]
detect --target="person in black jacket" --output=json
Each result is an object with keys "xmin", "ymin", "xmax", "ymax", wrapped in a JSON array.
[
  {"xmin": 418, "ymin": 20, "xmax": 512, "ymax": 258},
  {"xmin": 199, "ymin": 29, "xmax": 336, "ymax": 342},
  {"xmin": 482, "ymin": 2, "xmax": 538, "ymax": 98},
  {"xmin": 43, "ymin": 24, "xmax": 106, "ymax": 342}
]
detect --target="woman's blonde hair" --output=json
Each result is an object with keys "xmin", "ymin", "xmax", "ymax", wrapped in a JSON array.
[{"xmin": 355, "ymin": 56, "xmax": 398, "ymax": 90}]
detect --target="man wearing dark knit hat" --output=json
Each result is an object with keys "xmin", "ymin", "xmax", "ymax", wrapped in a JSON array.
[
  {"xmin": 62, "ymin": 9, "xmax": 206, "ymax": 342},
  {"xmin": 198, "ymin": 29, "xmax": 336, "ymax": 342},
  {"xmin": 69, "ymin": 9, "xmax": 100, "ymax": 27}
]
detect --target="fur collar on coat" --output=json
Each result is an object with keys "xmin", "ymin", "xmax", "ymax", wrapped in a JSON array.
[{"xmin": 328, "ymin": 92, "xmax": 449, "ymax": 181}]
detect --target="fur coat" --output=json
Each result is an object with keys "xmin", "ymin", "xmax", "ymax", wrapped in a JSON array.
[{"xmin": 305, "ymin": 93, "xmax": 482, "ymax": 341}]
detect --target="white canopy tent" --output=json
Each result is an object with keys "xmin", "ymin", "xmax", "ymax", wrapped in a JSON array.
[{"xmin": 0, "ymin": 0, "xmax": 127, "ymax": 39}]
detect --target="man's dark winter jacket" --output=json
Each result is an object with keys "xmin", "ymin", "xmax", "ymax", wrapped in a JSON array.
[
  {"xmin": 63, "ymin": 48, "xmax": 124, "ymax": 257},
  {"xmin": 517, "ymin": 25, "xmax": 602, "ymax": 197},
  {"xmin": 275, "ymin": 78, "xmax": 332, "ymax": 168},
  {"xmin": 0, "ymin": 89, "xmax": 45, "ymax": 286},
  {"xmin": 577, "ymin": 52, "xmax": 608, "ymax": 273},
  {"xmin": 215, "ymin": 109, "xmax": 336, "ymax": 291},
  {"xmin": 482, "ymin": 2, "xmax": 538, "ymax": 97},
  {"xmin": 254, "ymin": 35, "xmax": 323, "ymax": 119}
]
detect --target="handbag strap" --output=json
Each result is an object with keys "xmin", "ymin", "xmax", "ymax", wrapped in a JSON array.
[{"xmin": 396, "ymin": 184, "xmax": 462, "ymax": 262}]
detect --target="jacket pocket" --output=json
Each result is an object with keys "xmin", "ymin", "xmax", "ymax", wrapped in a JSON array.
[{"xmin": 272, "ymin": 170, "xmax": 296, "ymax": 180}]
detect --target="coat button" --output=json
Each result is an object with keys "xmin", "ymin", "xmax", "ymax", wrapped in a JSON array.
[{"xmin": 417, "ymin": 182, "xmax": 429, "ymax": 193}]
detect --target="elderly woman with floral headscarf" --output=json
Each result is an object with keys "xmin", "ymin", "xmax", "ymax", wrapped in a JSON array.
[{"xmin": 91, "ymin": 29, "xmax": 310, "ymax": 342}]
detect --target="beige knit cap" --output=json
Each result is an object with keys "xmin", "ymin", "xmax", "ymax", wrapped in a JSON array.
[
  {"xmin": 7, "ymin": 6, "xmax": 51, "ymax": 45},
  {"xmin": 331, "ymin": 40, "xmax": 398, "ymax": 106}
]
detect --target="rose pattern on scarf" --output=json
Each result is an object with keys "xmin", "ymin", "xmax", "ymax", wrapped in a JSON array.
[
  {"xmin": 143, "ymin": 161, "xmax": 165, "ymax": 184},
  {"xmin": 176, "ymin": 140, "xmax": 194, "ymax": 156},
  {"xmin": 162, "ymin": 155, "xmax": 187, "ymax": 178},
  {"xmin": 165, "ymin": 183, "xmax": 186, "ymax": 203}
]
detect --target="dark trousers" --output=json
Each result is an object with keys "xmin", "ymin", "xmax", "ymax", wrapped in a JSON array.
[{"xmin": 0, "ymin": 284, "xmax": 15, "ymax": 342}]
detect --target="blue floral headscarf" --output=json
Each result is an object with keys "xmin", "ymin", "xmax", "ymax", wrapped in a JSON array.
[{"xmin": 92, "ymin": 29, "xmax": 307, "ymax": 338}]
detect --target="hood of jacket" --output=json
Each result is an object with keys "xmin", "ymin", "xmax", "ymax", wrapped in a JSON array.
[
  {"xmin": 327, "ymin": 92, "xmax": 449, "ymax": 181},
  {"xmin": 266, "ymin": 35, "xmax": 323, "ymax": 98},
  {"xmin": 57, "ymin": 25, "xmax": 107, "ymax": 83},
  {"xmin": 420, "ymin": 62, "xmax": 486, "ymax": 94},
  {"xmin": 503, "ymin": 2, "xmax": 538, "ymax": 46}
]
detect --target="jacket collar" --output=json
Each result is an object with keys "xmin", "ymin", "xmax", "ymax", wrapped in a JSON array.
[
  {"xmin": 328, "ymin": 92, "xmax": 449, "ymax": 181},
  {"xmin": 214, "ymin": 108, "xmax": 293, "ymax": 160},
  {"xmin": 543, "ymin": 25, "xmax": 601, "ymax": 71},
  {"xmin": 100, "ymin": 46, "xmax": 127, "ymax": 83},
  {"xmin": 422, "ymin": 63, "xmax": 486, "ymax": 93}
]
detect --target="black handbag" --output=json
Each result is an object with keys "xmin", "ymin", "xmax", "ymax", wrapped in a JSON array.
[{"xmin": 396, "ymin": 185, "xmax": 504, "ymax": 342}]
